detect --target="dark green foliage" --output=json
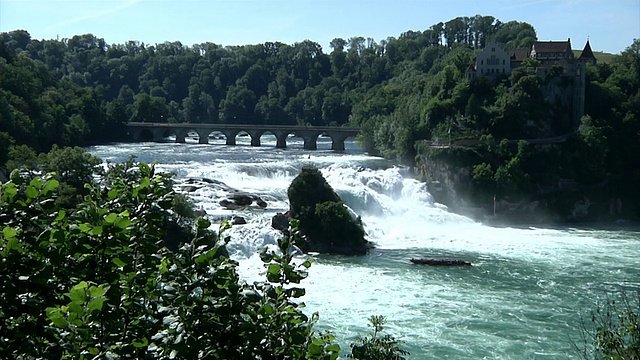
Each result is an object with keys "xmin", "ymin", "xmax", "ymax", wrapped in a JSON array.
[
  {"xmin": 491, "ymin": 20, "xmax": 537, "ymax": 49},
  {"xmin": 0, "ymin": 132, "xmax": 14, "ymax": 168},
  {"xmin": 171, "ymin": 192, "xmax": 196, "ymax": 220},
  {"xmin": 0, "ymin": 161, "xmax": 342, "ymax": 359},
  {"xmin": 5, "ymin": 145, "xmax": 102, "ymax": 207},
  {"xmin": 288, "ymin": 167, "xmax": 369, "ymax": 255},
  {"xmin": 349, "ymin": 315, "xmax": 409, "ymax": 360},
  {"xmin": 314, "ymin": 201, "xmax": 368, "ymax": 254},
  {"xmin": 288, "ymin": 167, "xmax": 340, "ymax": 218},
  {"xmin": 39, "ymin": 145, "xmax": 102, "ymax": 190}
]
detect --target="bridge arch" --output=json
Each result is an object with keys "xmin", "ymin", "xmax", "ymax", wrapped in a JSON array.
[
  {"xmin": 244, "ymin": 129, "xmax": 292, "ymax": 148},
  {"xmin": 125, "ymin": 123, "xmax": 360, "ymax": 151}
]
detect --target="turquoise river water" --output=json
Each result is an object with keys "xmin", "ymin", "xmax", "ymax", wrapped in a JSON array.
[{"xmin": 87, "ymin": 135, "xmax": 640, "ymax": 359}]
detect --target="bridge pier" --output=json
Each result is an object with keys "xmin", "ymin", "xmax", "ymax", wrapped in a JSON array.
[
  {"xmin": 273, "ymin": 131, "xmax": 290, "ymax": 149},
  {"xmin": 221, "ymin": 130, "xmax": 240, "ymax": 145},
  {"xmin": 326, "ymin": 131, "xmax": 351, "ymax": 151},
  {"xmin": 175, "ymin": 129, "xmax": 190, "ymax": 143},
  {"xmin": 297, "ymin": 130, "xmax": 322, "ymax": 150},
  {"xmin": 196, "ymin": 129, "xmax": 211, "ymax": 144},
  {"xmin": 245, "ymin": 130, "xmax": 266, "ymax": 147}
]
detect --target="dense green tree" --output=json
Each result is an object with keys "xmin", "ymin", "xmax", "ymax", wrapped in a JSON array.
[
  {"xmin": 131, "ymin": 93, "xmax": 170, "ymax": 123},
  {"xmin": 219, "ymin": 85, "xmax": 257, "ymax": 123},
  {"xmin": 491, "ymin": 20, "xmax": 537, "ymax": 49},
  {"xmin": 0, "ymin": 132, "xmax": 15, "ymax": 169}
]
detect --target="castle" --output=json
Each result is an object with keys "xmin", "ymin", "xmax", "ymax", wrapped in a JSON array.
[{"xmin": 465, "ymin": 39, "xmax": 597, "ymax": 129}]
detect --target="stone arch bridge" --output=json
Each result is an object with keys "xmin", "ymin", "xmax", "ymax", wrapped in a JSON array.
[{"xmin": 126, "ymin": 122, "xmax": 361, "ymax": 151}]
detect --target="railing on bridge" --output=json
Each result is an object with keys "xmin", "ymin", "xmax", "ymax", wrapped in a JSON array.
[{"xmin": 125, "ymin": 122, "xmax": 361, "ymax": 151}]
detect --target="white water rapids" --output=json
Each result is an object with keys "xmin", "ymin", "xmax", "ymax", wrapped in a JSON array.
[{"xmin": 88, "ymin": 136, "xmax": 640, "ymax": 359}]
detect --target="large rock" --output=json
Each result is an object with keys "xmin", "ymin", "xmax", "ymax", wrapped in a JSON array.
[
  {"xmin": 286, "ymin": 167, "xmax": 372, "ymax": 256},
  {"xmin": 231, "ymin": 215, "xmax": 247, "ymax": 225},
  {"xmin": 271, "ymin": 212, "xmax": 290, "ymax": 231},
  {"xmin": 219, "ymin": 193, "xmax": 268, "ymax": 210}
]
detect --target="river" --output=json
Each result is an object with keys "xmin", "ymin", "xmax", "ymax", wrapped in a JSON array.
[{"xmin": 87, "ymin": 135, "xmax": 640, "ymax": 359}]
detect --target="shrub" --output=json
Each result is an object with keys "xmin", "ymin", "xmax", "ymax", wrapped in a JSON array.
[
  {"xmin": 349, "ymin": 315, "xmax": 409, "ymax": 360},
  {"xmin": 576, "ymin": 291, "xmax": 640, "ymax": 359},
  {"xmin": 0, "ymin": 161, "xmax": 340, "ymax": 359}
]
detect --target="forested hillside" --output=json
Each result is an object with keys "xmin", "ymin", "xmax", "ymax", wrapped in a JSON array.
[{"xmin": 1, "ymin": 14, "xmax": 639, "ymax": 221}]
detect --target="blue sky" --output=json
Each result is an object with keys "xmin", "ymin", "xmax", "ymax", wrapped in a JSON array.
[{"xmin": 1, "ymin": 0, "xmax": 638, "ymax": 54}]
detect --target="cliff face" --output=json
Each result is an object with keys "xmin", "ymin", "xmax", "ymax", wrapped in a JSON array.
[{"xmin": 415, "ymin": 150, "xmax": 638, "ymax": 225}]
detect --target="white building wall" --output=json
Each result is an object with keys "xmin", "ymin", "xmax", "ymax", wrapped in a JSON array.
[{"xmin": 476, "ymin": 42, "xmax": 511, "ymax": 77}]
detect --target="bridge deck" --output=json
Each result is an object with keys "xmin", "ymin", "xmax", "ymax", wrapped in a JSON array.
[{"xmin": 125, "ymin": 122, "xmax": 361, "ymax": 151}]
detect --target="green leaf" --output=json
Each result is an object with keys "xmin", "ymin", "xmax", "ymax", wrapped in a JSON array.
[
  {"xmin": 132, "ymin": 338, "xmax": 148, "ymax": 348},
  {"xmin": 6, "ymin": 237, "xmax": 21, "ymax": 252},
  {"xmin": 289, "ymin": 287, "xmax": 306, "ymax": 298},
  {"xmin": 51, "ymin": 316, "xmax": 68, "ymax": 328},
  {"xmin": 197, "ymin": 217, "xmax": 212, "ymax": 230},
  {"xmin": 46, "ymin": 308, "xmax": 69, "ymax": 328},
  {"xmin": 262, "ymin": 304, "xmax": 274, "ymax": 315},
  {"xmin": 78, "ymin": 223, "xmax": 91, "ymax": 233},
  {"xmin": 267, "ymin": 264, "xmax": 281, "ymax": 275},
  {"xmin": 25, "ymin": 185, "xmax": 38, "ymax": 199},
  {"xmin": 29, "ymin": 177, "xmax": 42, "ymax": 188},
  {"xmin": 104, "ymin": 213, "xmax": 118, "ymax": 224},
  {"xmin": 307, "ymin": 343, "xmax": 322, "ymax": 355},
  {"xmin": 55, "ymin": 210, "xmax": 66, "ymax": 222},
  {"xmin": 113, "ymin": 257, "xmax": 126, "ymax": 268},
  {"xmin": 50, "ymin": 229, "xmax": 65, "ymax": 244},
  {"xmin": 114, "ymin": 217, "xmax": 131, "ymax": 229},
  {"xmin": 2, "ymin": 226, "xmax": 17, "ymax": 239},
  {"xmin": 89, "ymin": 285, "xmax": 107, "ymax": 298},
  {"xmin": 43, "ymin": 179, "xmax": 60, "ymax": 193},
  {"xmin": 107, "ymin": 189, "xmax": 119, "ymax": 199},
  {"xmin": 138, "ymin": 162, "xmax": 150, "ymax": 174},
  {"xmin": 67, "ymin": 282, "xmax": 89, "ymax": 303},
  {"xmin": 91, "ymin": 226, "xmax": 103, "ymax": 235},
  {"xmin": 140, "ymin": 177, "xmax": 151, "ymax": 188},
  {"xmin": 158, "ymin": 199, "xmax": 172, "ymax": 209},
  {"xmin": 87, "ymin": 297, "xmax": 107, "ymax": 312}
]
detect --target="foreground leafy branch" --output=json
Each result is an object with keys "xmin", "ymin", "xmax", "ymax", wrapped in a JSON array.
[
  {"xmin": 0, "ymin": 157, "xmax": 410, "ymax": 359},
  {"xmin": 0, "ymin": 161, "xmax": 344, "ymax": 359}
]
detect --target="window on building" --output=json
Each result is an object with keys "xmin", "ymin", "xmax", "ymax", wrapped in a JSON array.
[{"xmin": 492, "ymin": 47, "xmax": 495, "ymax": 52}]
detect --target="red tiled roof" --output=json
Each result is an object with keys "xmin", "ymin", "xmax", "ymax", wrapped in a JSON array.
[
  {"xmin": 510, "ymin": 48, "xmax": 530, "ymax": 61},
  {"xmin": 532, "ymin": 40, "xmax": 571, "ymax": 53}
]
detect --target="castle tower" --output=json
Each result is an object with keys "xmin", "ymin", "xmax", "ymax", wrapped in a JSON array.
[
  {"xmin": 573, "ymin": 40, "xmax": 597, "ymax": 129},
  {"xmin": 578, "ymin": 39, "xmax": 597, "ymax": 65}
]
